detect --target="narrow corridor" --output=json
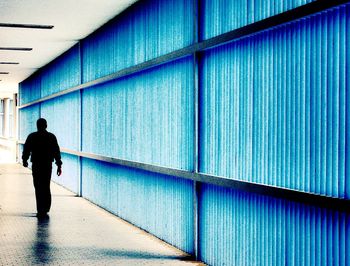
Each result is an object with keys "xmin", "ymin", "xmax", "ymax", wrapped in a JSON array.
[{"xmin": 0, "ymin": 162, "xmax": 202, "ymax": 265}]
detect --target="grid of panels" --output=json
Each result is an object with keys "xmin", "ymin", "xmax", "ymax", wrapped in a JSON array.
[
  {"xmin": 82, "ymin": 0, "xmax": 193, "ymax": 83},
  {"xmin": 200, "ymin": 5, "xmax": 349, "ymax": 199},
  {"xmin": 82, "ymin": 57, "xmax": 193, "ymax": 170},
  {"xmin": 18, "ymin": 0, "xmax": 350, "ymax": 265},
  {"xmin": 200, "ymin": 0, "xmax": 316, "ymax": 40},
  {"xmin": 199, "ymin": 183, "xmax": 350, "ymax": 266},
  {"xmin": 82, "ymin": 158, "xmax": 194, "ymax": 253},
  {"xmin": 40, "ymin": 44, "xmax": 81, "ymax": 97}
]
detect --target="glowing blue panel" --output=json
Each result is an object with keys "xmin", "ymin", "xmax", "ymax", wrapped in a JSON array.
[
  {"xmin": 81, "ymin": 0, "xmax": 194, "ymax": 82},
  {"xmin": 82, "ymin": 57, "xmax": 193, "ymax": 170},
  {"xmin": 51, "ymin": 153, "xmax": 80, "ymax": 194},
  {"xmin": 200, "ymin": 0, "xmax": 316, "ymax": 40},
  {"xmin": 199, "ymin": 183, "xmax": 350, "ymax": 266},
  {"xmin": 81, "ymin": 158, "xmax": 194, "ymax": 253},
  {"xmin": 200, "ymin": 6, "xmax": 349, "ymax": 198},
  {"xmin": 40, "ymin": 44, "xmax": 81, "ymax": 97},
  {"xmin": 19, "ymin": 104, "xmax": 40, "ymax": 141},
  {"xmin": 19, "ymin": 73, "xmax": 41, "ymax": 105},
  {"xmin": 40, "ymin": 92, "xmax": 80, "ymax": 150}
]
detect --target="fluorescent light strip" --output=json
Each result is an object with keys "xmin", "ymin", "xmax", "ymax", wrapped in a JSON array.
[
  {"xmin": 0, "ymin": 23, "xmax": 54, "ymax": 29},
  {"xmin": 0, "ymin": 62, "xmax": 19, "ymax": 65},
  {"xmin": 0, "ymin": 47, "xmax": 32, "ymax": 51}
]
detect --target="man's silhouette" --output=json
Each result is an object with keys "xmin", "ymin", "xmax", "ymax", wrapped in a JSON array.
[{"xmin": 22, "ymin": 118, "xmax": 62, "ymax": 218}]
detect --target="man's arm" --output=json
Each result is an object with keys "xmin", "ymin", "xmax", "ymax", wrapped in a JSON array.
[
  {"xmin": 22, "ymin": 134, "xmax": 32, "ymax": 167},
  {"xmin": 52, "ymin": 135, "xmax": 62, "ymax": 176}
]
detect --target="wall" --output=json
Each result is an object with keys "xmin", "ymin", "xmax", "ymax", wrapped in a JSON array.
[{"xmin": 19, "ymin": 0, "xmax": 350, "ymax": 265}]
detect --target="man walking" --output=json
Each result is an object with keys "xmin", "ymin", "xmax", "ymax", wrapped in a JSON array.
[{"xmin": 22, "ymin": 118, "xmax": 62, "ymax": 218}]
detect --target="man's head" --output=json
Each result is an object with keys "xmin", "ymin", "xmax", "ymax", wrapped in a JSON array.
[{"xmin": 37, "ymin": 118, "xmax": 47, "ymax": 131}]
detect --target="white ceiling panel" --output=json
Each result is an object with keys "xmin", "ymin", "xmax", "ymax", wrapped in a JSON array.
[{"xmin": 0, "ymin": 0, "xmax": 138, "ymax": 93}]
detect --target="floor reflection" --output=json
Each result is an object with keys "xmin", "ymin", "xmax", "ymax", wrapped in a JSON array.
[{"xmin": 32, "ymin": 216, "xmax": 53, "ymax": 264}]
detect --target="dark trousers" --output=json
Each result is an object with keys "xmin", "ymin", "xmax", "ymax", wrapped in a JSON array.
[{"xmin": 32, "ymin": 163, "xmax": 52, "ymax": 213}]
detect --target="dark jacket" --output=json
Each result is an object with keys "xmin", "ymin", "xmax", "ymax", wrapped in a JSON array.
[{"xmin": 22, "ymin": 130, "xmax": 62, "ymax": 167}]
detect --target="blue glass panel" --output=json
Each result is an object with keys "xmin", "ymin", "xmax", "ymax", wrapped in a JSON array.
[
  {"xmin": 200, "ymin": 0, "xmax": 316, "ymax": 40},
  {"xmin": 40, "ymin": 44, "xmax": 81, "ymax": 97},
  {"xmin": 52, "ymin": 153, "xmax": 80, "ymax": 194},
  {"xmin": 82, "ymin": 57, "xmax": 193, "ymax": 170},
  {"xmin": 40, "ymin": 92, "xmax": 80, "ymax": 150},
  {"xmin": 19, "ymin": 73, "xmax": 41, "ymax": 105},
  {"xmin": 82, "ymin": 158, "xmax": 194, "ymax": 253},
  {"xmin": 200, "ymin": 6, "xmax": 349, "ymax": 198},
  {"xmin": 199, "ymin": 183, "xmax": 350, "ymax": 266},
  {"xmin": 19, "ymin": 104, "xmax": 40, "ymax": 141},
  {"xmin": 81, "ymin": 0, "xmax": 193, "ymax": 82}
]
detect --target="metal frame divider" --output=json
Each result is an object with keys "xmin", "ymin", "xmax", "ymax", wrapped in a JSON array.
[
  {"xmin": 193, "ymin": 0, "xmax": 200, "ymax": 259},
  {"xmin": 78, "ymin": 42, "xmax": 83, "ymax": 197}
]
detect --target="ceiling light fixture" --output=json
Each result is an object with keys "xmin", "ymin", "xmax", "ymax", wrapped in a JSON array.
[
  {"xmin": 0, "ymin": 47, "xmax": 32, "ymax": 51},
  {"xmin": 0, "ymin": 62, "xmax": 19, "ymax": 65},
  {"xmin": 0, "ymin": 23, "xmax": 54, "ymax": 29},
  {"xmin": 0, "ymin": 72, "xmax": 9, "ymax": 74}
]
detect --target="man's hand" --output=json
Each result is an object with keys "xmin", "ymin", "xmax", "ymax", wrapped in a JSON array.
[
  {"xmin": 57, "ymin": 167, "xmax": 62, "ymax": 176},
  {"xmin": 23, "ymin": 161, "xmax": 28, "ymax": 167}
]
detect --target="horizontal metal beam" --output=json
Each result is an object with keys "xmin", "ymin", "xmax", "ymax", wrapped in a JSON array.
[
  {"xmin": 18, "ymin": 0, "xmax": 350, "ymax": 109},
  {"xmin": 58, "ymin": 148, "xmax": 350, "ymax": 212},
  {"xmin": 197, "ymin": 0, "xmax": 350, "ymax": 51},
  {"xmin": 17, "ymin": 141, "xmax": 349, "ymax": 212},
  {"xmin": 60, "ymin": 147, "xmax": 195, "ymax": 180},
  {"xmin": 18, "ymin": 45, "xmax": 197, "ymax": 108}
]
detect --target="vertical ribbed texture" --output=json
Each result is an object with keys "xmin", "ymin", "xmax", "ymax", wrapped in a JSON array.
[
  {"xmin": 18, "ymin": 0, "xmax": 349, "ymax": 265},
  {"xmin": 199, "ymin": 183, "xmax": 350, "ymax": 266},
  {"xmin": 81, "ymin": 0, "xmax": 193, "ymax": 83},
  {"xmin": 82, "ymin": 57, "xmax": 194, "ymax": 170},
  {"xmin": 51, "ymin": 153, "xmax": 80, "ymax": 194},
  {"xmin": 19, "ymin": 104, "xmax": 40, "ymax": 141},
  {"xmin": 200, "ymin": 0, "xmax": 316, "ymax": 40},
  {"xmin": 19, "ymin": 73, "xmax": 41, "ymax": 105},
  {"xmin": 40, "ymin": 44, "xmax": 80, "ymax": 97},
  {"xmin": 40, "ymin": 92, "xmax": 80, "ymax": 150},
  {"xmin": 81, "ymin": 158, "xmax": 194, "ymax": 253},
  {"xmin": 200, "ymin": 6, "xmax": 349, "ymax": 199}
]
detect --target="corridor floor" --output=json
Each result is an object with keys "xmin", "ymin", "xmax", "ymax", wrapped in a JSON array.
[{"xmin": 0, "ymin": 163, "xmax": 202, "ymax": 265}]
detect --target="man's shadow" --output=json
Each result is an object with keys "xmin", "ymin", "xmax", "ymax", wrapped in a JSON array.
[{"xmin": 32, "ymin": 216, "xmax": 53, "ymax": 264}]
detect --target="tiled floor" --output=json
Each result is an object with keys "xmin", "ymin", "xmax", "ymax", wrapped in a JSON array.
[{"xmin": 0, "ymin": 163, "xmax": 203, "ymax": 265}]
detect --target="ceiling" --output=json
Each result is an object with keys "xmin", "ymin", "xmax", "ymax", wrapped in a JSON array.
[{"xmin": 0, "ymin": 0, "xmax": 138, "ymax": 94}]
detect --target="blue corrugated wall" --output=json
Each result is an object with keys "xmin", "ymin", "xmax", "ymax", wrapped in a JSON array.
[
  {"xmin": 82, "ymin": 158, "xmax": 194, "ymax": 253},
  {"xmin": 18, "ymin": 0, "xmax": 350, "ymax": 265},
  {"xmin": 19, "ymin": 104, "xmax": 40, "ymax": 141},
  {"xmin": 82, "ymin": 57, "xmax": 193, "ymax": 169},
  {"xmin": 200, "ymin": 5, "xmax": 350, "ymax": 198},
  {"xmin": 19, "ymin": 73, "xmax": 41, "ymax": 105},
  {"xmin": 41, "ymin": 93, "xmax": 80, "ymax": 150},
  {"xmin": 81, "ymin": 0, "xmax": 193, "ymax": 83},
  {"xmin": 199, "ymin": 184, "xmax": 350, "ymax": 266},
  {"xmin": 200, "ymin": 0, "xmax": 317, "ymax": 40},
  {"xmin": 40, "ymin": 44, "xmax": 81, "ymax": 97},
  {"xmin": 51, "ymin": 153, "xmax": 80, "ymax": 194}
]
